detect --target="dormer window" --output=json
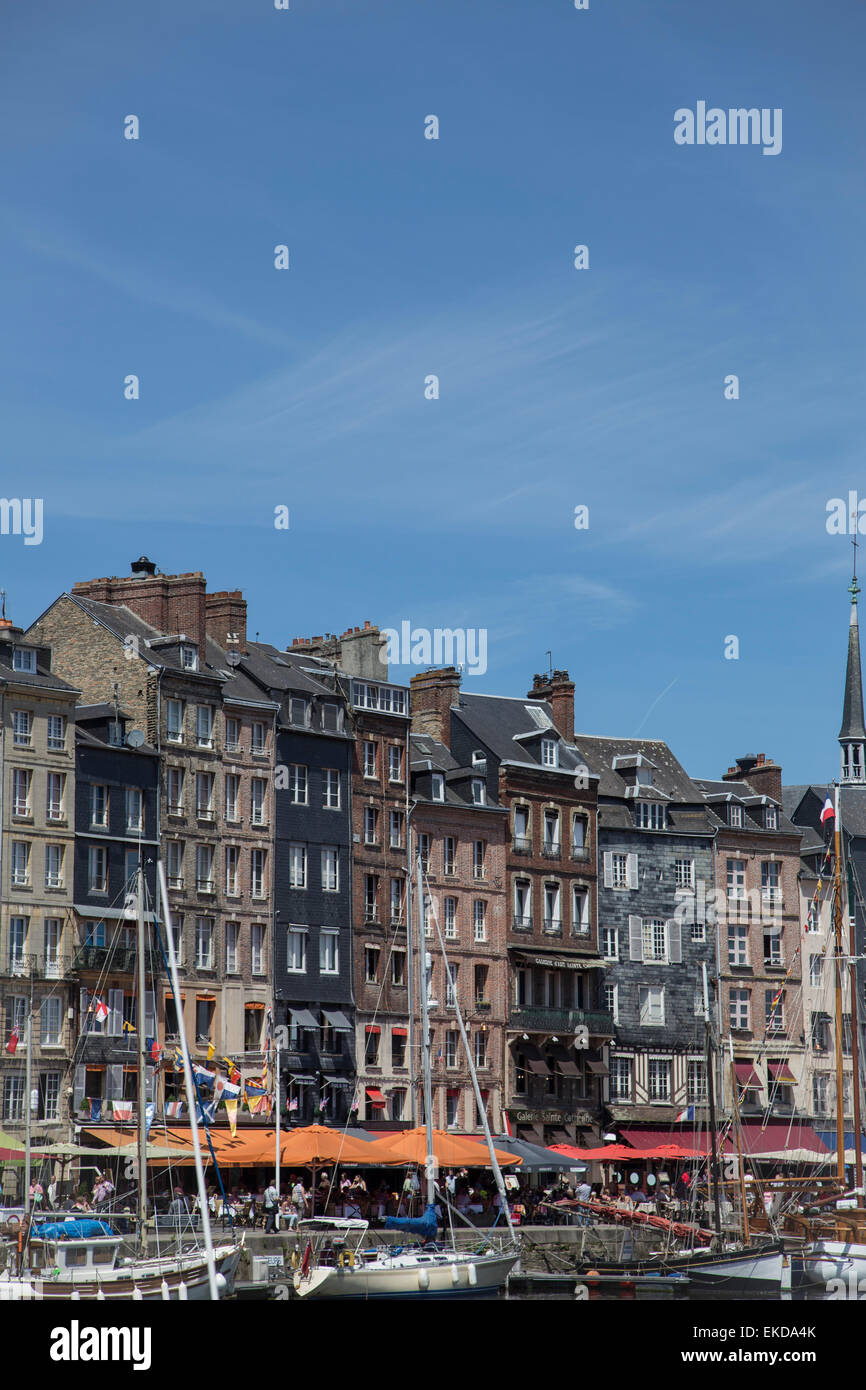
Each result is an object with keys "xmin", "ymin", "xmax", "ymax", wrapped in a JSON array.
[
  {"xmin": 764, "ymin": 805, "xmax": 778, "ymax": 830},
  {"xmin": 541, "ymin": 738, "xmax": 558, "ymax": 768},
  {"xmin": 12, "ymin": 648, "xmax": 35, "ymax": 673},
  {"xmin": 431, "ymin": 774, "xmax": 445, "ymax": 802},
  {"xmin": 471, "ymin": 751, "xmax": 487, "ymax": 769},
  {"xmin": 729, "ymin": 804, "xmax": 744, "ymax": 828},
  {"xmin": 289, "ymin": 698, "xmax": 308, "ymax": 727},
  {"xmin": 635, "ymin": 767, "xmax": 653, "ymax": 786},
  {"xmin": 180, "ymin": 644, "xmax": 198, "ymax": 671},
  {"xmin": 635, "ymin": 802, "xmax": 665, "ymax": 830},
  {"xmin": 471, "ymin": 778, "xmax": 486, "ymax": 806}
]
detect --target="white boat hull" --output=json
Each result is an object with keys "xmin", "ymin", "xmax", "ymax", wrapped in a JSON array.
[
  {"xmin": 294, "ymin": 1249, "xmax": 519, "ymax": 1299},
  {"xmin": 0, "ymin": 1245, "xmax": 241, "ymax": 1301},
  {"xmin": 799, "ymin": 1240, "xmax": 866, "ymax": 1287},
  {"xmin": 677, "ymin": 1248, "xmax": 783, "ymax": 1289}
]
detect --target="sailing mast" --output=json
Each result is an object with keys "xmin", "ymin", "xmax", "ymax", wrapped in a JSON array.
[
  {"xmin": 136, "ymin": 868, "xmax": 149, "ymax": 1252},
  {"xmin": 416, "ymin": 855, "xmax": 435, "ymax": 1209},
  {"xmin": 702, "ymin": 962, "xmax": 723, "ymax": 1241},
  {"xmin": 846, "ymin": 851, "xmax": 863, "ymax": 1192},
  {"xmin": 833, "ymin": 785, "xmax": 847, "ymax": 1186}
]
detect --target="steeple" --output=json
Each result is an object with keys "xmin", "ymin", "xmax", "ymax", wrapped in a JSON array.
[{"xmin": 839, "ymin": 540, "xmax": 866, "ymax": 783}]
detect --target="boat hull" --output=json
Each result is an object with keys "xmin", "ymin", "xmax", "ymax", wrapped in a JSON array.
[
  {"xmin": 0, "ymin": 1245, "xmax": 241, "ymax": 1301},
  {"xmin": 294, "ymin": 1249, "xmax": 519, "ymax": 1299},
  {"xmin": 576, "ymin": 1245, "xmax": 784, "ymax": 1292},
  {"xmin": 798, "ymin": 1240, "xmax": 866, "ymax": 1287}
]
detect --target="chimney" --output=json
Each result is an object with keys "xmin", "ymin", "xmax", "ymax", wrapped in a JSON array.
[
  {"xmin": 722, "ymin": 753, "xmax": 782, "ymax": 804},
  {"xmin": 287, "ymin": 623, "xmax": 387, "ymax": 678},
  {"xmin": 206, "ymin": 590, "xmax": 247, "ymax": 653},
  {"xmin": 73, "ymin": 567, "xmax": 208, "ymax": 665},
  {"xmin": 410, "ymin": 667, "xmax": 461, "ymax": 747},
  {"xmin": 528, "ymin": 669, "xmax": 575, "ymax": 741}
]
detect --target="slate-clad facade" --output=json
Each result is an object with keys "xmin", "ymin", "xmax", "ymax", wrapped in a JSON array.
[{"xmin": 578, "ymin": 736, "xmax": 716, "ymax": 1134}]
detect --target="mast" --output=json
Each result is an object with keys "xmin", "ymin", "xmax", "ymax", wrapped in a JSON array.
[
  {"xmin": 728, "ymin": 1039, "xmax": 750, "ymax": 1243},
  {"xmin": 702, "ymin": 963, "xmax": 723, "ymax": 1240},
  {"xmin": 833, "ymin": 785, "xmax": 847, "ymax": 1185},
  {"xmin": 136, "ymin": 867, "xmax": 149, "ymax": 1251},
  {"xmin": 846, "ymin": 852, "xmax": 863, "ymax": 1192},
  {"xmin": 416, "ymin": 855, "xmax": 435, "ymax": 1208},
  {"xmin": 24, "ymin": 976, "xmax": 32, "ymax": 1222},
  {"xmin": 406, "ymin": 821, "xmax": 417, "ymax": 1127},
  {"xmin": 275, "ymin": 1033, "xmax": 281, "ymax": 1203}
]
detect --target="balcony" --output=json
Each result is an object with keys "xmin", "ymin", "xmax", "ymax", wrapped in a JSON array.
[
  {"xmin": 73, "ymin": 943, "xmax": 164, "ymax": 975},
  {"xmin": 1, "ymin": 953, "xmax": 37, "ymax": 979},
  {"xmin": 570, "ymin": 845, "xmax": 590, "ymax": 862},
  {"xmin": 541, "ymin": 843, "xmax": 561, "ymax": 860},
  {"xmin": 511, "ymin": 1005, "xmax": 614, "ymax": 1036},
  {"xmin": 512, "ymin": 837, "xmax": 532, "ymax": 855},
  {"xmin": 542, "ymin": 917, "xmax": 563, "ymax": 936},
  {"xmin": 512, "ymin": 915, "xmax": 532, "ymax": 932}
]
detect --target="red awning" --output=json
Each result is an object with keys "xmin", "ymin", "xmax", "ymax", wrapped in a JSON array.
[
  {"xmin": 392, "ymin": 1027, "xmax": 408, "ymax": 1037},
  {"xmin": 735, "ymin": 1063, "xmax": 762, "ymax": 1088},
  {"xmin": 768, "ymin": 1062, "xmax": 796, "ymax": 1083},
  {"xmin": 619, "ymin": 1124, "xmax": 830, "ymax": 1158},
  {"xmin": 365, "ymin": 1088, "xmax": 387, "ymax": 1108},
  {"xmin": 365, "ymin": 1024, "xmax": 381, "ymax": 1034}
]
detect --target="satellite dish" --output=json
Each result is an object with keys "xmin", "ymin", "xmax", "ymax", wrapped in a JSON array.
[
  {"xmin": 126, "ymin": 730, "xmax": 145, "ymax": 748},
  {"xmin": 225, "ymin": 651, "xmax": 242, "ymax": 668}
]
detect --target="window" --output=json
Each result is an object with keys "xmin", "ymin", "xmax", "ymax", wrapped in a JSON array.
[
  {"xmin": 288, "ymin": 764, "xmax": 307, "ymax": 804},
  {"xmin": 604, "ymin": 982, "xmax": 619, "ymax": 1023},
  {"xmin": 445, "ymin": 1031, "xmax": 459, "ymax": 1068},
  {"xmin": 289, "ymin": 844, "xmax": 307, "ymax": 889},
  {"xmin": 45, "ymin": 772, "xmax": 64, "ymax": 821},
  {"xmin": 766, "ymin": 990, "xmax": 785, "ymax": 1033},
  {"xmin": 809, "ymin": 954, "xmax": 824, "ymax": 988},
  {"xmin": 364, "ymin": 875, "xmax": 378, "ymax": 921},
  {"xmin": 728, "ymin": 924, "xmax": 749, "ymax": 967},
  {"xmin": 12, "ymin": 648, "xmax": 36, "ymax": 672},
  {"xmin": 674, "ymin": 858, "xmax": 694, "ymax": 890},
  {"xmin": 180, "ymin": 645, "xmax": 198, "ymax": 671},
  {"xmin": 45, "ymin": 845, "xmax": 64, "ymax": 890},
  {"xmin": 289, "ymin": 697, "xmax": 308, "ymax": 727},
  {"xmin": 250, "ymin": 778, "xmax": 267, "ymax": 826},
  {"xmin": 47, "ymin": 715, "xmax": 66, "ymax": 751},
  {"xmin": 225, "ymin": 921, "xmax": 239, "ymax": 974},
  {"xmin": 444, "ymin": 897, "xmax": 457, "ymax": 939},
  {"xmin": 571, "ymin": 886, "xmax": 589, "ymax": 935},
  {"xmin": 365, "ymin": 947, "xmax": 379, "ymax": 983},
  {"xmin": 166, "ymin": 700, "xmax": 184, "ymax": 742},
  {"xmin": 322, "ymin": 769, "xmax": 341, "ymax": 809},
  {"xmin": 195, "ymin": 917, "xmax": 214, "ymax": 970},
  {"xmin": 9, "ymin": 918, "xmax": 26, "ymax": 973},
  {"xmin": 166, "ymin": 840, "xmax": 184, "ymax": 890},
  {"xmin": 541, "ymin": 738, "xmax": 558, "ymax": 767},
  {"xmin": 125, "ymin": 787, "xmax": 142, "ymax": 833},
  {"xmin": 543, "ymin": 882, "xmax": 561, "ymax": 933},
  {"xmin": 251, "ymin": 923, "xmax": 265, "ymax": 975},
  {"xmin": 423, "ymin": 895, "xmax": 434, "ymax": 938},
  {"xmin": 364, "ymin": 806, "xmax": 379, "ymax": 845},
  {"xmin": 39, "ymin": 1072, "xmax": 61, "ymax": 1122},
  {"xmin": 88, "ymin": 783, "xmax": 108, "ymax": 827},
  {"xmin": 224, "ymin": 717, "xmax": 240, "ymax": 751},
  {"xmin": 471, "ymin": 778, "xmax": 486, "ymax": 806},
  {"xmin": 40, "ymin": 997, "xmax": 62, "ymax": 1047},
  {"xmin": 474, "ymin": 963, "xmax": 489, "ymax": 1002},
  {"xmin": 601, "ymin": 926, "xmax": 619, "ymax": 960},
  {"xmin": 727, "ymin": 859, "xmax": 746, "ymax": 899},
  {"xmin": 390, "ymin": 878, "xmax": 403, "ymax": 924},
  {"xmin": 843, "ymin": 1013, "xmax": 853, "ymax": 1056},
  {"xmin": 195, "ymin": 996, "xmax": 214, "ymax": 1043},
  {"xmin": 543, "ymin": 810, "xmax": 560, "ymax": 853},
  {"xmin": 224, "ymin": 845, "xmax": 239, "ymax": 896},
  {"xmin": 288, "ymin": 928, "xmax": 307, "ymax": 973},
  {"xmin": 167, "ymin": 767, "xmax": 183, "ymax": 815},
  {"xmin": 642, "ymin": 919, "xmax": 667, "ymax": 963},
  {"xmin": 761, "ymin": 861, "xmax": 781, "ymax": 903},
  {"xmin": 10, "ymin": 841, "xmax": 29, "ymax": 886},
  {"xmin": 192, "ymin": 844, "xmax": 212, "ymax": 893},
  {"xmin": 196, "ymin": 705, "xmax": 214, "ymax": 748},
  {"xmin": 638, "ymin": 987, "xmax": 664, "ymax": 1026},
  {"xmin": 365, "ymin": 1028, "xmax": 380, "ymax": 1066},
  {"xmin": 11, "ymin": 767, "xmax": 32, "ymax": 818},
  {"xmin": 813, "ymin": 1074, "xmax": 830, "ymax": 1116},
  {"xmin": 473, "ymin": 840, "xmax": 486, "ymax": 879},
  {"xmin": 251, "ymin": 849, "xmax": 267, "ymax": 899},
  {"xmin": 3, "ymin": 1075, "xmax": 24, "ymax": 1122},
  {"xmin": 610, "ymin": 1056, "xmax": 633, "ymax": 1102},
  {"xmin": 320, "ymin": 930, "xmax": 339, "ymax": 975},
  {"xmin": 811, "ymin": 1011, "xmax": 831, "ymax": 1052},
  {"xmin": 391, "ymin": 949, "xmax": 406, "ymax": 986},
  {"xmin": 88, "ymin": 846, "xmax": 108, "ymax": 894},
  {"xmin": 648, "ymin": 1058, "xmax": 671, "ymax": 1102},
  {"xmin": 473, "ymin": 900, "xmax": 487, "ymax": 942},
  {"xmin": 251, "ymin": 721, "xmax": 266, "ymax": 753},
  {"xmin": 446, "ymin": 964, "xmax": 459, "ymax": 1009},
  {"xmin": 321, "ymin": 847, "xmax": 339, "ymax": 892},
  {"xmin": 244, "ymin": 1006, "xmax": 263, "ymax": 1052},
  {"xmin": 388, "ymin": 745, "xmax": 402, "ymax": 782},
  {"xmin": 609, "ymin": 853, "xmax": 629, "ymax": 889},
  {"xmin": 764, "ymin": 805, "xmax": 778, "ymax": 830},
  {"xmin": 363, "ymin": 741, "xmax": 377, "ymax": 778},
  {"xmin": 473, "ymin": 1031, "xmax": 487, "ymax": 1070},
  {"xmin": 196, "ymin": 772, "xmax": 214, "ymax": 819},
  {"xmin": 729, "ymin": 803, "xmax": 744, "ymax": 828},
  {"xmin": 389, "ymin": 811, "xmax": 404, "ymax": 848},
  {"xmin": 687, "ymin": 1059, "xmax": 707, "ymax": 1103},
  {"xmin": 431, "ymin": 774, "xmax": 445, "ymax": 801},
  {"xmin": 729, "ymin": 989, "xmax": 750, "ymax": 1031},
  {"xmin": 513, "ymin": 805, "xmax": 530, "ymax": 852},
  {"xmin": 352, "ymin": 681, "xmax": 407, "ymax": 715},
  {"xmin": 13, "ymin": 710, "xmax": 31, "ymax": 746},
  {"xmin": 320, "ymin": 703, "xmax": 341, "ymax": 733},
  {"xmin": 763, "ymin": 928, "xmax": 783, "ymax": 966},
  {"xmin": 418, "ymin": 834, "xmax": 431, "ymax": 871},
  {"xmin": 513, "ymin": 878, "xmax": 531, "ymax": 929},
  {"xmin": 443, "ymin": 836, "xmax": 456, "ymax": 875}
]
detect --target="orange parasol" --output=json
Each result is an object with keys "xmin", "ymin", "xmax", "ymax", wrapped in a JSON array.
[{"xmin": 361, "ymin": 1127, "xmax": 522, "ymax": 1169}]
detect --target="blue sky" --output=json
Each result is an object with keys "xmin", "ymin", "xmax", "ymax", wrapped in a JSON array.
[{"xmin": 1, "ymin": 0, "xmax": 864, "ymax": 784}]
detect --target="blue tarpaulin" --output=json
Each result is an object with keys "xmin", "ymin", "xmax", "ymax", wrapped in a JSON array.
[
  {"xmin": 384, "ymin": 1204, "xmax": 438, "ymax": 1239},
  {"xmin": 33, "ymin": 1219, "xmax": 116, "ymax": 1240}
]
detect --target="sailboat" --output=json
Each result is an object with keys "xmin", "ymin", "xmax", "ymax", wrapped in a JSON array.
[
  {"xmin": 292, "ymin": 854, "xmax": 522, "ymax": 1299},
  {"xmin": 0, "ymin": 865, "xmax": 241, "ymax": 1300}
]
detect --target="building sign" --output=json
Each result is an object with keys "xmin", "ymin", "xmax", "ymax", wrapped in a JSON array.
[
  {"xmin": 517, "ymin": 954, "xmax": 589, "ymax": 971},
  {"xmin": 511, "ymin": 1109, "xmax": 595, "ymax": 1126}
]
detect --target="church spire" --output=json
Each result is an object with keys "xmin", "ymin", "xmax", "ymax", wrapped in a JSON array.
[{"xmin": 839, "ymin": 539, "xmax": 866, "ymax": 781}]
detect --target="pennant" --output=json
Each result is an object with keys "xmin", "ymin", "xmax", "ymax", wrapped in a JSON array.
[
  {"xmin": 165, "ymin": 1100, "xmax": 184, "ymax": 1119},
  {"xmin": 89, "ymin": 1097, "xmax": 102, "ymax": 1121},
  {"xmin": 222, "ymin": 1056, "xmax": 241, "ymax": 1085},
  {"xmin": 192, "ymin": 1065, "xmax": 216, "ymax": 1087},
  {"xmin": 206, "ymin": 1042, "xmax": 215, "ymax": 1061},
  {"xmin": 196, "ymin": 1099, "xmax": 216, "ymax": 1126},
  {"xmin": 172, "ymin": 1047, "xmax": 184, "ymax": 1073},
  {"xmin": 91, "ymin": 998, "xmax": 109, "ymax": 1024},
  {"xmin": 146, "ymin": 1037, "xmax": 162, "ymax": 1064},
  {"xmin": 144, "ymin": 1102, "xmax": 155, "ymax": 1138},
  {"xmin": 112, "ymin": 1101, "xmax": 133, "ymax": 1122},
  {"xmin": 122, "ymin": 1020, "xmax": 136, "ymax": 1034},
  {"xmin": 212, "ymin": 1073, "xmax": 226, "ymax": 1110},
  {"xmin": 225, "ymin": 1098, "xmax": 238, "ymax": 1138},
  {"xmin": 5, "ymin": 1024, "xmax": 20, "ymax": 1055}
]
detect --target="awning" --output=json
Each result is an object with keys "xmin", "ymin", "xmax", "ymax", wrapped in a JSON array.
[
  {"xmin": 245, "ymin": 1001, "xmax": 265, "ymax": 1011},
  {"xmin": 392, "ymin": 1026, "xmax": 408, "ymax": 1037},
  {"xmin": 511, "ymin": 949, "xmax": 605, "ymax": 970},
  {"xmin": 735, "ymin": 1063, "xmax": 763, "ymax": 1088},
  {"xmin": 548, "ymin": 1046, "xmax": 580, "ymax": 1078},
  {"xmin": 326, "ymin": 1078, "xmax": 352, "ymax": 1089},
  {"xmin": 548, "ymin": 1128, "xmax": 572, "ymax": 1146},
  {"xmin": 365, "ymin": 1088, "xmax": 387, "ymax": 1108},
  {"xmin": 322, "ymin": 1010, "xmax": 351, "ymax": 1032},
  {"xmin": 289, "ymin": 1074, "xmax": 316, "ymax": 1085},
  {"xmin": 365, "ymin": 1024, "xmax": 381, "ymax": 1035},
  {"xmin": 291, "ymin": 1009, "xmax": 319, "ymax": 1029},
  {"xmin": 768, "ymin": 1062, "xmax": 797, "ymax": 1083},
  {"xmin": 513, "ymin": 1042, "xmax": 550, "ymax": 1075},
  {"xmin": 75, "ymin": 905, "xmax": 158, "ymax": 923},
  {"xmin": 516, "ymin": 1124, "xmax": 544, "ymax": 1146},
  {"xmin": 586, "ymin": 1060, "xmax": 609, "ymax": 1076},
  {"xmin": 618, "ymin": 1124, "xmax": 830, "ymax": 1159}
]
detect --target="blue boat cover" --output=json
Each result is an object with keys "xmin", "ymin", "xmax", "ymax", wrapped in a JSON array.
[
  {"xmin": 33, "ymin": 1219, "xmax": 116, "ymax": 1240},
  {"xmin": 384, "ymin": 1204, "xmax": 438, "ymax": 1239}
]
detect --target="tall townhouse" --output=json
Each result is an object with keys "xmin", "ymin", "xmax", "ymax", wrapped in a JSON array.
[
  {"xmin": 285, "ymin": 625, "xmax": 410, "ymax": 1129},
  {"xmin": 408, "ymin": 728, "xmax": 508, "ymax": 1134},
  {"xmin": 71, "ymin": 704, "xmax": 160, "ymax": 1126},
  {"xmin": 0, "ymin": 618, "xmax": 79, "ymax": 1156},
  {"xmin": 579, "ymin": 736, "xmax": 716, "ymax": 1147},
  {"xmin": 411, "ymin": 666, "xmax": 607, "ymax": 1149},
  {"xmin": 695, "ymin": 755, "xmax": 810, "ymax": 1149},
  {"xmin": 26, "ymin": 562, "xmax": 277, "ymax": 1112},
  {"xmin": 239, "ymin": 640, "xmax": 355, "ymax": 1126}
]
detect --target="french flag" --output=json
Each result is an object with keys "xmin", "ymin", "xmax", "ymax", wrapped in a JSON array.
[
  {"xmin": 676, "ymin": 1105, "xmax": 695, "ymax": 1123},
  {"xmin": 820, "ymin": 793, "xmax": 835, "ymax": 825}
]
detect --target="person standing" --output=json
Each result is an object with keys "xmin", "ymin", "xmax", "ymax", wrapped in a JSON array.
[
  {"xmin": 263, "ymin": 1177, "xmax": 279, "ymax": 1234},
  {"xmin": 291, "ymin": 1174, "xmax": 308, "ymax": 1220}
]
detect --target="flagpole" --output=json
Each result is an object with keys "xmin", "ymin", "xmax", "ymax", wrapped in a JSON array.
[
  {"xmin": 275, "ymin": 1033, "xmax": 281, "ymax": 1205},
  {"xmin": 136, "ymin": 868, "xmax": 149, "ymax": 1253}
]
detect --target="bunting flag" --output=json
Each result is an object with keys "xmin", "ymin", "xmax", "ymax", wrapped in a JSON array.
[
  {"xmin": 244, "ymin": 1077, "xmax": 272, "ymax": 1116},
  {"xmin": 165, "ymin": 1100, "xmax": 184, "ymax": 1119},
  {"xmin": 196, "ymin": 1098, "xmax": 216, "ymax": 1127},
  {"xmin": 144, "ymin": 1102, "xmax": 155, "ymax": 1138},
  {"xmin": 212, "ymin": 1073, "xmax": 226, "ymax": 1110},
  {"xmin": 89, "ymin": 1097, "xmax": 102, "ymax": 1121},
  {"xmin": 206, "ymin": 1042, "xmax": 216, "ymax": 1061},
  {"xmin": 820, "ymin": 792, "xmax": 835, "ymax": 825},
  {"xmin": 172, "ymin": 1047, "xmax": 184, "ymax": 1073},
  {"xmin": 225, "ymin": 1098, "xmax": 238, "ymax": 1137},
  {"xmin": 122, "ymin": 1020, "xmax": 136, "ymax": 1034},
  {"xmin": 91, "ymin": 997, "xmax": 109, "ymax": 1024},
  {"xmin": 145, "ymin": 1037, "xmax": 162, "ymax": 1064},
  {"xmin": 5, "ymin": 1024, "xmax": 20, "ymax": 1055},
  {"xmin": 288, "ymin": 1096, "xmax": 299, "ymax": 1113},
  {"xmin": 192, "ymin": 1064, "xmax": 216, "ymax": 1087},
  {"xmin": 221, "ymin": 1056, "xmax": 241, "ymax": 1085},
  {"xmin": 112, "ymin": 1101, "xmax": 133, "ymax": 1122}
]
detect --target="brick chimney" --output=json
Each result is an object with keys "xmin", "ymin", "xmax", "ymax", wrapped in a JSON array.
[
  {"xmin": 287, "ymin": 621, "xmax": 387, "ymax": 678},
  {"xmin": 410, "ymin": 667, "xmax": 462, "ymax": 747},
  {"xmin": 206, "ymin": 590, "xmax": 247, "ymax": 653},
  {"xmin": 722, "ymin": 753, "xmax": 783, "ymax": 804},
  {"xmin": 73, "ymin": 565, "xmax": 208, "ymax": 665},
  {"xmin": 528, "ymin": 669, "xmax": 575, "ymax": 741}
]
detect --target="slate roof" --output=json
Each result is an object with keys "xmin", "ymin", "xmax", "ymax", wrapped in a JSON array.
[
  {"xmin": 0, "ymin": 636, "xmax": 79, "ymax": 695},
  {"xmin": 455, "ymin": 693, "xmax": 595, "ymax": 776},
  {"xmin": 840, "ymin": 600, "xmax": 866, "ymax": 740},
  {"xmin": 578, "ymin": 736, "xmax": 702, "ymax": 803},
  {"xmin": 245, "ymin": 641, "xmax": 340, "ymax": 700}
]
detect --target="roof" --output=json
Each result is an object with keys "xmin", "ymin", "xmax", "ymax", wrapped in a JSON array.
[
  {"xmin": 0, "ymin": 641, "xmax": 79, "ymax": 696},
  {"xmin": 244, "ymin": 641, "xmax": 341, "ymax": 700},
  {"xmin": 577, "ymin": 738, "xmax": 713, "ymax": 839},
  {"xmin": 840, "ymin": 597, "xmax": 866, "ymax": 741},
  {"xmin": 454, "ymin": 692, "xmax": 595, "ymax": 776},
  {"xmin": 693, "ymin": 778, "xmax": 799, "ymax": 836}
]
